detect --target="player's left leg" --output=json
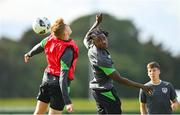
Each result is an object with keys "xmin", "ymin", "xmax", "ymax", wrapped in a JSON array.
[
  {"xmin": 106, "ymin": 88, "xmax": 122, "ymax": 114},
  {"xmin": 35, "ymin": 78, "xmax": 50, "ymax": 115},
  {"xmin": 34, "ymin": 100, "xmax": 48, "ymax": 115}
]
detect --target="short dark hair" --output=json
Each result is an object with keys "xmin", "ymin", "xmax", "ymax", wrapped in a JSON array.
[
  {"xmin": 147, "ymin": 61, "xmax": 160, "ymax": 69},
  {"xmin": 89, "ymin": 28, "xmax": 109, "ymax": 39}
]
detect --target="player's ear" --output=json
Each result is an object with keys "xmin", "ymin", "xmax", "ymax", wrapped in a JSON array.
[{"xmin": 92, "ymin": 38, "xmax": 99, "ymax": 46}]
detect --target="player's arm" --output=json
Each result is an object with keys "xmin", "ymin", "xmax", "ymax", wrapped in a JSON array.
[
  {"xmin": 24, "ymin": 38, "xmax": 47, "ymax": 63},
  {"xmin": 59, "ymin": 47, "xmax": 73, "ymax": 113},
  {"xmin": 140, "ymin": 102, "xmax": 147, "ymax": 115},
  {"xmin": 139, "ymin": 89, "xmax": 147, "ymax": 115},
  {"xmin": 108, "ymin": 71, "xmax": 153, "ymax": 95},
  {"xmin": 83, "ymin": 13, "xmax": 102, "ymax": 49},
  {"xmin": 96, "ymin": 52, "xmax": 152, "ymax": 95},
  {"xmin": 169, "ymin": 83, "xmax": 179, "ymax": 111},
  {"xmin": 171, "ymin": 99, "xmax": 179, "ymax": 111}
]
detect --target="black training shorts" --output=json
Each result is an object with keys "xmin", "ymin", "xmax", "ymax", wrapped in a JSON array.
[
  {"xmin": 92, "ymin": 88, "xmax": 122, "ymax": 114},
  {"xmin": 37, "ymin": 73, "xmax": 65, "ymax": 111}
]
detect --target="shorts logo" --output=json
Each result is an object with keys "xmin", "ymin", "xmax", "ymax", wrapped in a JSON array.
[{"xmin": 162, "ymin": 87, "xmax": 168, "ymax": 93}]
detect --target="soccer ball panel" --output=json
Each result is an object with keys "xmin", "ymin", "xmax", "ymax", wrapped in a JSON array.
[{"xmin": 32, "ymin": 17, "xmax": 51, "ymax": 35}]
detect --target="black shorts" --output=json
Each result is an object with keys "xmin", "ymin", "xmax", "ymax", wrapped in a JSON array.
[
  {"xmin": 37, "ymin": 73, "xmax": 65, "ymax": 111},
  {"xmin": 92, "ymin": 88, "xmax": 122, "ymax": 114}
]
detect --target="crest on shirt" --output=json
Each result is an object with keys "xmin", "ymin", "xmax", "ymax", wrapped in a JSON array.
[
  {"xmin": 108, "ymin": 55, "xmax": 111, "ymax": 58},
  {"xmin": 162, "ymin": 87, "xmax": 168, "ymax": 93}
]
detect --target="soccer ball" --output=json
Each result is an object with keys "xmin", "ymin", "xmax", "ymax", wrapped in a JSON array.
[{"xmin": 32, "ymin": 17, "xmax": 51, "ymax": 35}]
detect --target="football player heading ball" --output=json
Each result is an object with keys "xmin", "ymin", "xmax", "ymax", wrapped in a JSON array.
[{"xmin": 25, "ymin": 17, "xmax": 79, "ymax": 114}]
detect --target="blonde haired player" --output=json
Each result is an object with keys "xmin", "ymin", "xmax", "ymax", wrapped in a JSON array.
[{"xmin": 24, "ymin": 17, "xmax": 78, "ymax": 114}]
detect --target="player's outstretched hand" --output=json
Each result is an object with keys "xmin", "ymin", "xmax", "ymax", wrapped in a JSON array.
[
  {"xmin": 96, "ymin": 13, "xmax": 102, "ymax": 24},
  {"xmin": 24, "ymin": 53, "xmax": 30, "ymax": 63},
  {"xmin": 171, "ymin": 101, "xmax": 179, "ymax": 111},
  {"xmin": 142, "ymin": 85, "xmax": 153, "ymax": 95},
  {"xmin": 66, "ymin": 104, "xmax": 73, "ymax": 113}
]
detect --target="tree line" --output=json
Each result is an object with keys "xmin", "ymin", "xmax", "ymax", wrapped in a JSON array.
[{"xmin": 0, "ymin": 13, "xmax": 180, "ymax": 98}]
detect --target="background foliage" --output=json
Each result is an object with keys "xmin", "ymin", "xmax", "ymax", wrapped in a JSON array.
[{"xmin": 0, "ymin": 13, "xmax": 180, "ymax": 98}]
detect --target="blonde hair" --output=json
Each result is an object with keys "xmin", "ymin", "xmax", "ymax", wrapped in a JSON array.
[{"xmin": 51, "ymin": 18, "xmax": 66, "ymax": 38}]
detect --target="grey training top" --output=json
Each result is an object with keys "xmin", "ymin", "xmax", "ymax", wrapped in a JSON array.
[
  {"xmin": 84, "ymin": 36, "xmax": 115, "ymax": 90},
  {"xmin": 139, "ymin": 80, "xmax": 177, "ymax": 114}
]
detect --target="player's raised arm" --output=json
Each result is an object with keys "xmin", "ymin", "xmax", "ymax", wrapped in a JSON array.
[
  {"xmin": 83, "ymin": 13, "xmax": 102, "ymax": 49},
  {"xmin": 85, "ymin": 13, "xmax": 102, "ymax": 37}
]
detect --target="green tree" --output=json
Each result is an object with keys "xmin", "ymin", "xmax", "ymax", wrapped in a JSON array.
[{"xmin": 0, "ymin": 13, "xmax": 180, "ymax": 98}]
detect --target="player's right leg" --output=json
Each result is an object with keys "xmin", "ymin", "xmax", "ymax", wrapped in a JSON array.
[
  {"xmin": 92, "ymin": 88, "xmax": 122, "ymax": 114},
  {"xmin": 48, "ymin": 81, "xmax": 65, "ymax": 115},
  {"xmin": 48, "ymin": 107, "xmax": 62, "ymax": 115},
  {"xmin": 92, "ymin": 89, "xmax": 107, "ymax": 114}
]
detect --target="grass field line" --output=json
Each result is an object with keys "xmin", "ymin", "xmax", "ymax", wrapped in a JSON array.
[{"xmin": 0, "ymin": 98, "xmax": 180, "ymax": 113}]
